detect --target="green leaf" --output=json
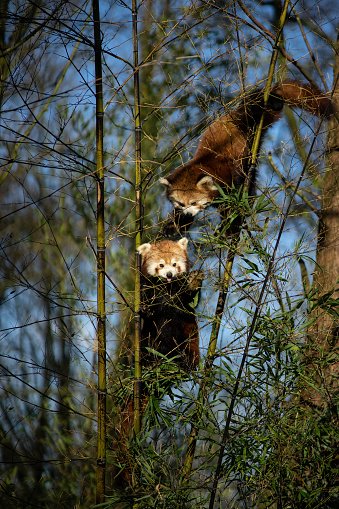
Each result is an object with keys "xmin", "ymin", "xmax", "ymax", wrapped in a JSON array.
[{"xmin": 189, "ymin": 291, "xmax": 200, "ymax": 308}]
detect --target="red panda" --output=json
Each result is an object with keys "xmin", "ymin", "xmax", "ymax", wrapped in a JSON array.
[
  {"xmin": 137, "ymin": 237, "xmax": 202, "ymax": 370},
  {"xmin": 161, "ymin": 80, "xmax": 333, "ymax": 236},
  {"xmin": 114, "ymin": 239, "xmax": 203, "ymax": 488}
]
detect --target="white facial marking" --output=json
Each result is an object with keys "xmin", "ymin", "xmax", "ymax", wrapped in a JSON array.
[
  {"xmin": 199, "ymin": 197, "xmax": 212, "ymax": 207},
  {"xmin": 145, "ymin": 256, "xmax": 187, "ymax": 281},
  {"xmin": 182, "ymin": 205, "xmax": 202, "ymax": 216},
  {"xmin": 171, "ymin": 191, "xmax": 211, "ymax": 216}
]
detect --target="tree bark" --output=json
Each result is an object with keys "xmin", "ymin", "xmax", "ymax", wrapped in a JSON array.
[{"xmin": 300, "ymin": 27, "xmax": 339, "ymax": 408}]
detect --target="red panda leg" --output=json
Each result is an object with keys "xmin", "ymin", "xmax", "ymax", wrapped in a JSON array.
[
  {"xmin": 181, "ymin": 322, "xmax": 200, "ymax": 369},
  {"xmin": 162, "ymin": 209, "xmax": 195, "ymax": 238}
]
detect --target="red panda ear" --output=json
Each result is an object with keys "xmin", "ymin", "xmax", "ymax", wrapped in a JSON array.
[
  {"xmin": 159, "ymin": 178, "xmax": 171, "ymax": 187},
  {"xmin": 196, "ymin": 175, "xmax": 217, "ymax": 191},
  {"xmin": 177, "ymin": 237, "xmax": 189, "ymax": 251},
  {"xmin": 137, "ymin": 243, "xmax": 152, "ymax": 257}
]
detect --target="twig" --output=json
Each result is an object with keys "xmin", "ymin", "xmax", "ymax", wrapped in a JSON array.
[
  {"xmin": 209, "ymin": 65, "xmax": 329, "ymax": 509},
  {"xmin": 209, "ymin": 1, "xmax": 291, "ymax": 505}
]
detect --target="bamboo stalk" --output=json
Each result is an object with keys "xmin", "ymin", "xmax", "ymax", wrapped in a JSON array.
[
  {"xmin": 249, "ymin": 0, "xmax": 289, "ymax": 165},
  {"xmin": 181, "ymin": 235, "xmax": 239, "ymax": 478},
  {"xmin": 209, "ymin": 108, "xmax": 325, "ymax": 509},
  {"xmin": 182, "ymin": 0, "xmax": 290, "ymax": 483},
  {"xmin": 93, "ymin": 0, "xmax": 106, "ymax": 505},
  {"xmin": 208, "ymin": 2, "xmax": 290, "ymax": 506},
  {"xmin": 132, "ymin": 0, "xmax": 142, "ymax": 470}
]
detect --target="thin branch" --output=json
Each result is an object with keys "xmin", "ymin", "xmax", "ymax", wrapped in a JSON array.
[
  {"xmin": 210, "ymin": 80, "xmax": 329, "ymax": 509},
  {"xmin": 267, "ymin": 151, "xmax": 320, "ymax": 216}
]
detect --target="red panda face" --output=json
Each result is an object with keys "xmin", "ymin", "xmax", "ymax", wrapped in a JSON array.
[
  {"xmin": 160, "ymin": 175, "xmax": 218, "ymax": 216},
  {"xmin": 137, "ymin": 238, "xmax": 189, "ymax": 282}
]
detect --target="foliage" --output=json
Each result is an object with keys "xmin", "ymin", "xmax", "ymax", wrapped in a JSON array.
[{"xmin": 1, "ymin": 0, "xmax": 339, "ymax": 507}]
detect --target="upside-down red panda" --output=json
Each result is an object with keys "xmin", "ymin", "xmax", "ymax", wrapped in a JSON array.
[
  {"xmin": 161, "ymin": 80, "xmax": 333, "ymax": 237},
  {"xmin": 114, "ymin": 239, "xmax": 203, "ymax": 488}
]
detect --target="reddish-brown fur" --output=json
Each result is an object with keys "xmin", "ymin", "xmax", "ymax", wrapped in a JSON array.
[
  {"xmin": 113, "ymin": 396, "xmax": 148, "ymax": 489},
  {"xmin": 114, "ymin": 239, "xmax": 202, "ymax": 488},
  {"xmin": 140, "ymin": 239, "xmax": 190, "ymax": 276},
  {"xmin": 161, "ymin": 80, "xmax": 333, "ymax": 235},
  {"xmin": 137, "ymin": 239, "xmax": 201, "ymax": 371},
  {"xmin": 181, "ymin": 321, "xmax": 200, "ymax": 365}
]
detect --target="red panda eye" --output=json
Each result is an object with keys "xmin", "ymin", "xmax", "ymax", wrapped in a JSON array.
[
  {"xmin": 190, "ymin": 201, "xmax": 197, "ymax": 206},
  {"xmin": 159, "ymin": 263, "xmax": 164, "ymax": 268},
  {"xmin": 173, "ymin": 263, "xmax": 176, "ymax": 267}
]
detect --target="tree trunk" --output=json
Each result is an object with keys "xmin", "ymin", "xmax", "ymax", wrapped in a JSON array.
[{"xmin": 300, "ymin": 27, "xmax": 339, "ymax": 408}]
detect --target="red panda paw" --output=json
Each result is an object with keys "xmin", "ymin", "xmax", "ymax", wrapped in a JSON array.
[
  {"xmin": 162, "ymin": 210, "xmax": 195, "ymax": 238},
  {"xmin": 186, "ymin": 270, "xmax": 204, "ymax": 291},
  {"xmin": 162, "ymin": 217, "xmax": 182, "ymax": 238}
]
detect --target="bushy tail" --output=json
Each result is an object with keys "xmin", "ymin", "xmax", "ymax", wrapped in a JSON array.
[{"xmin": 273, "ymin": 80, "xmax": 333, "ymax": 118}]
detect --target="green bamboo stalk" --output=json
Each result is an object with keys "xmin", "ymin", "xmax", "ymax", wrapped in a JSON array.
[
  {"xmin": 132, "ymin": 0, "xmax": 142, "ymax": 461},
  {"xmin": 208, "ymin": 3, "xmax": 290, "ymax": 506},
  {"xmin": 181, "ymin": 236, "xmax": 239, "ymax": 478},
  {"xmin": 210, "ymin": 109, "xmax": 324, "ymax": 509},
  {"xmin": 93, "ymin": 0, "xmax": 106, "ymax": 505},
  {"xmin": 249, "ymin": 0, "xmax": 289, "ymax": 165},
  {"xmin": 183, "ymin": 1, "xmax": 289, "ymax": 483}
]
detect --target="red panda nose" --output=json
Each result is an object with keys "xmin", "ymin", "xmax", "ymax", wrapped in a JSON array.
[{"xmin": 166, "ymin": 272, "xmax": 173, "ymax": 279}]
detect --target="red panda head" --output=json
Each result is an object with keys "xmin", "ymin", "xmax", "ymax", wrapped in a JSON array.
[
  {"xmin": 160, "ymin": 171, "xmax": 218, "ymax": 217},
  {"xmin": 137, "ymin": 238, "xmax": 189, "ymax": 282}
]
